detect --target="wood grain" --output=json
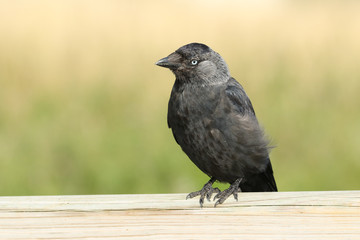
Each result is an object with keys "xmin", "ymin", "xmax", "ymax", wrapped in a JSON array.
[{"xmin": 0, "ymin": 191, "xmax": 359, "ymax": 239}]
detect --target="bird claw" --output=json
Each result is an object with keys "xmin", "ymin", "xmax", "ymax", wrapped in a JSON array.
[
  {"xmin": 186, "ymin": 178, "xmax": 220, "ymax": 207},
  {"xmin": 213, "ymin": 179, "xmax": 242, "ymax": 207},
  {"xmin": 206, "ymin": 188, "xmax": 220, "ymax": 201}
]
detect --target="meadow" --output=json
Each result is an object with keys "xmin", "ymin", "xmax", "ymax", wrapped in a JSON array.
[{"xmin": 0, "ymin": 1, "xmax": 359, "ymax": 195}]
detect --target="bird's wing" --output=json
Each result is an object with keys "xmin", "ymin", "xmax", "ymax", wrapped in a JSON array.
[
  {"xmin": 210, "ymin": 77, "xmax": 271, "ymax": 171},
  {"xmin": 216, "ymin": 77, "xmax": 265, "ymax": 147},
  {"xmin": 224, "ymin": 78, "xmax": 256, "ymax": 116},
  {"xmin": 220, "ymin": 78, "xmax": 276, "ymax": 190}
]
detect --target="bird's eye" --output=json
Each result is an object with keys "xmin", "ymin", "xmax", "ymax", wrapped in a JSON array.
[{"xmin": 190, "ymin": 60, "xmax": 198, "ymax": 65}]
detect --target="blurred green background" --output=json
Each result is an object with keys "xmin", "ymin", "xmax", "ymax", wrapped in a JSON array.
[{"xmin": 0, "ymin": 0, "xmax": 359, "ymax": 196}]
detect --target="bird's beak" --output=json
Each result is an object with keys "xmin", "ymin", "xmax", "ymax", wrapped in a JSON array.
[
  {"xmin": 155, "ymin": 57, "xmax": 170, "ymax": 67},
  {"xmin": 155, "ymin": 52, "xmax": 181, "ymax": 69}
]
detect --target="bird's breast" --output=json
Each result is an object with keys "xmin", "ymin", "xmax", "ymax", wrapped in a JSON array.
[
  {"xmin": 174, "ymin": 85, "xmax": 220, "ymax": 115},
  {"xmin": 168, "ymin": 84, "xmax": 225, "ymax": 153}
]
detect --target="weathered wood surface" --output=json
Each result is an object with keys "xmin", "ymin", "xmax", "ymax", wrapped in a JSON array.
[{"xmin": 0, "ymin": 191, "xmax": 359, "ymax": 239}]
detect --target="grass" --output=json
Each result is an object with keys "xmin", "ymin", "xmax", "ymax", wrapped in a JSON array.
[{"xmin": 0, "ymin": 1, "xmax": 359, "ymax": 195}]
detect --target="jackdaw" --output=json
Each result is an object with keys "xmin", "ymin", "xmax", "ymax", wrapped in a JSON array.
[{"xmin": 156, "ymin": 43, "xmax": 277, "ymax": 207}]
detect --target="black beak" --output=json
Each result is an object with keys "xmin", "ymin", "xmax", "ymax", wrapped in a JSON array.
[
  {"xmin": 155, "ymin": 57, "xmax": 171, "ymax": 67},
  {"xmin": 155, "ymin": 52, "xmax": 181, "ymax": 69}
]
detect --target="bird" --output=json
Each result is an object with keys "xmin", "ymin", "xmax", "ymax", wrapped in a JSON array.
[{"xmin": 156, "ymin": 43, "xmax": 277, "ymax": 207}]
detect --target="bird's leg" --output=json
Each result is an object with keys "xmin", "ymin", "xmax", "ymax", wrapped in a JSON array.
[
  {"xmin": 213, "ymin": 178, "xmax": 243, "ymax": 207},
  {"xmin": 186, "ymin": 177, "xmax": 221, "ymax": 207}
]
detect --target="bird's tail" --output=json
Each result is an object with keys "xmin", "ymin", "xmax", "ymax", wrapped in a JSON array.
[{"xmin": 240, "ymin": 160, "xmax": 278, "ymax": 192}]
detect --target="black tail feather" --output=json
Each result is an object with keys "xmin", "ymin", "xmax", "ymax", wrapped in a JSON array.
[{"xmin": 240, "ymin": 161, "xmax": 277, "ymax": 192}]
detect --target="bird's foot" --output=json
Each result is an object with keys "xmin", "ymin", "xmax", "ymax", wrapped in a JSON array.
[
  {"xmin": 186, "ymin": 177, "xmax": 220, "ymax": 207},
  {"xmin": 213, "ymin": 178, "xmax": 243, "ymax": 207}
]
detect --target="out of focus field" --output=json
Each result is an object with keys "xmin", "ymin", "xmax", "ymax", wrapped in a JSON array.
[{"xmin": 0, "ymin": 1, "xmax": 359, "ymax": 195}]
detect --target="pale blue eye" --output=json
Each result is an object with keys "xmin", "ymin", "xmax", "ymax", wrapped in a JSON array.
[{"xmin": 191, "ymin": 60, "xmax": 198, "ymax": 65}]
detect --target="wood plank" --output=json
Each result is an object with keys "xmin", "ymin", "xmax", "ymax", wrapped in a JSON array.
[{"xmin": 0, "ymin": 191, "xmax": 359, "ymax": 239}]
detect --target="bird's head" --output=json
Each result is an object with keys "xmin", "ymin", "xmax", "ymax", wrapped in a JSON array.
[{"xmin": 156, "ymin": 43, "xmax": 230, "ymax": 84}]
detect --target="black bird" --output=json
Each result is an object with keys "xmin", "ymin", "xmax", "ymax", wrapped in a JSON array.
[{"xmin": 156, "ymin": 43, "xmax": 277, "ymax": 207}]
